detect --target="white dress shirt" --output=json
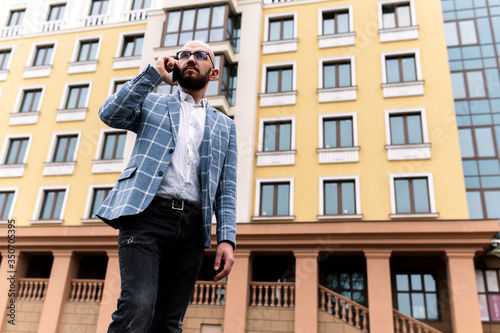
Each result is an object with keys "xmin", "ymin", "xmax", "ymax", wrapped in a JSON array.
[{"xmin": 156, "ymin": 91, "xmax": 207, "ymax": 205}]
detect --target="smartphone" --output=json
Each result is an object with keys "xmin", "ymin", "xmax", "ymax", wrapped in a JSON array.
[{"xmin": 171, "ymin": 65, "xmax": 179, "ymax": 82}]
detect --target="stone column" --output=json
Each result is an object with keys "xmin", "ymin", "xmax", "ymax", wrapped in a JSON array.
[
  {"xmin": 96, "ymin": 249, "xmax": 121, "ymax": 332},
  {"xmin": 364, "ymin": 250, "xmax": 394, "ymax": 333},
  {"xmin": 223, "ymin": 250, "xmax": 252, "ymax": 333},
  {"xmin": 445, "ymin": 250, "xmax": 482, "ymax": 333},
  {"xmin": 38, "ymin": 250, "xmax": 77, "ymax": 333},
  {"xmin": 294, "ymin": 250, "xmax": 319, "ymax": 333}
]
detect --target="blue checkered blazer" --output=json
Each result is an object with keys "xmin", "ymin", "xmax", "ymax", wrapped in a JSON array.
[{"xmin": 95, "ymin": 65, "xmax": 237, "ymax": 248}]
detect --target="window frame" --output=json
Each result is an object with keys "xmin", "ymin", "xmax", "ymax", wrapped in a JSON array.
[
  {"xmin": 319, "ymin": 175, "xmax": 362, "ymax": 219},
  {"xmin": 7, "ymin": 9, "xmax": 25, "ymax": 26},
  {"xmin": 115, "ymin": 31, "xmax": 145, "ymax": 60},
  {"xmin": 319, "ymin": 55, "xmax": 356, "ymax": 89},
  {"xmin": 121, "ymin": 34, "xmax": 144, "ymax": 57},
  {"xmin": 381, "ymin": 49, "xmax": 423, "ymax": 84},
  {"xmin": 89, "ymin": 0, "xmax": 109, "ymax": 16},
  {"xmin": 318, "ymin": 112, "xmax": 359, "ymax": 149},
  {"xmin": 476, "ymin": 269, "xmax": 500, "ymax": 322},
  {"xmin": 261, "ymin": 62, "xmax": 297, "ymax": 94},
  {"xmin": 47, "ymin": 3, "xmax": 66, "ymax": 21},
  {"xmin": 384, "ymin": 107, "xmax": 429, "ymax": 146},
  {"xmin": 26, "ymin": 42, "xmax": 57, "ymax": 68},
  {"xmin": 378, "ymin": 0, "xmax": 417, "ymax": 30},
  {"xmin": 101, "ymin": 131, "xmax": 127, "ymax": 160},
  {"xmin": 263, "ymin": 12, "xmax": 298, "ymax": 42},
  {"xmin": 318, "ymin": 5, "xmax": 354, "ymax": 36},
  {"xmin": 4, "ymin": 137, "xmax": 30, "ymax": 165},
  {"xmin": 32, "ymin": 185, "xmax": 70, "ymax": 223},
  {"xmin": 0, "ymin": 188, "xmax": 19, "ymax": 222},
  {"xmin": 59, "ymin": 81, "xmax": 92, "ymax": 111},
  {"xmin": 82, "ymin": 184, "xmax": 114, "ymax": 221},
  {"xmin": 75, "ymin": 37, "xmax": 101, "ymax": 62},
  {"xmin": 258, "ymin": 116, "xmax": 296, "ymax": 153},
  {"xmin": 1, "ymin": 134, "xmax": 33, "ymax": 165},
  {"xmin": 389, "ymin": 172, "xmax": 438, "ymax": 218},
  {"xmin": 254, "ymin": 178, "xmax": 295, "ymax": 220},
  {"xmin": 0, "ymin": 47, "xmax": 14, "ymax": 71},
  {"xmin": 46, "ymin": 131, "xmax": 82, "ymax": 164}
]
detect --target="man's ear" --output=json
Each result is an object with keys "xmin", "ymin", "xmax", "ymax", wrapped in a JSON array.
[{"xmin": 209, "ymin": 68, "xmax": 219, "ymax": 81}]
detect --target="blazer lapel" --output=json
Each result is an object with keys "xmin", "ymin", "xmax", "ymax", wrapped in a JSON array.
[{"xmin": 167, "ymin": 91, "xmax": 181, "ymax": 145}]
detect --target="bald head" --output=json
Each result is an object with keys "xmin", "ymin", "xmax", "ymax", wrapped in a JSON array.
[{"xmin": 181, "ymin": 41, "xmax": 216, "ymax": 68}]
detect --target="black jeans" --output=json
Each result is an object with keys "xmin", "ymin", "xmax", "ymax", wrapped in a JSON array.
[{"xmin": 108, "ymin": 196, "xmax": 205, "ymax": 333}]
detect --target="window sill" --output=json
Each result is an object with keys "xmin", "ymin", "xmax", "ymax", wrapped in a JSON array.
[
  {"xmin": 390, "ymin": 213, "xmax": 439, "ymax": 219},
  {"xmin": 262, "ymin": 38, "xmax": 298, "ymax": 54},
  {"xmin": 382, "ymin": 81, "xmax": 424, "ymax": 98},
  {"xmin": 23, "ymin": 65, "xmax": 52, "ymax": 79},
  {"xmin": 317, "ymin": 147, "xmax": 360, "ymax": 164},
  {"xmin": 252, "ymin": 215, "xmax": 295, "ymax": 221},
  {"xmin": 259, "ymin": 91, "xmax": 297, "ymax": 107},
  {"xmin": 0, "ymin": 164, "xmax": 26, "ymax": 178},
  {"xmin": 68, "ymin": 60, "xmax": 98, "ymax": 74},
  {"xmin": 9, "ymin": 112, "xmax": 40, "ymax": 125},
  {"xmin": 80, "ymin": 218, "xmax": 105, "ymax": 223},
  {"xmin": 379, "ymin": 25, "xmax": 419, "ymax": 42},
  {"xmin": 92, "ymin": 159, "xmax": 124, "ymax": 174},
  {"xmin": 317, "ymin": 214, "xmax": 363, "ymax": 220},
  {"xmin": 29, "ymin": 219, "xmax": 63, "ymax": 224},
  {"xmin": 113, "ymin": 56, "xmax": 141, "ymax": 70},
  {"xmin": 318, "ymin": 32, "xmax": 355, "ymax": 48},
  {"xmin": 0, "ymin": 69, "xmax": 8, "ymax": 81},
  {"xmin": 318, "ymin": 86, "xmax": 357, "ymax": 103},
  {"xmin": 56, "ymin": 108, "xmax": 88, "ymax": 122},
  {"xmin": 386, "ymin": 143, "xmax": 431, "ymax": 161},
  {"xmin": 43, "ymin": 162, "xmax": 76, "ymax": 176},
  {"xmin": 256, "ymin": 150, "xmax": 296, "ymax": 166}
]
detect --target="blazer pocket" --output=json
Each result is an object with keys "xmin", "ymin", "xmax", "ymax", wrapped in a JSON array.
[{"xmin": 117, "ymin": 166, "xmax": 137, "ymax": 181}]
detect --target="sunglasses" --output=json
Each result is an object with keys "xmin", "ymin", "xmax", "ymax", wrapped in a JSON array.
[{"xmin": 176, "ymin": 50, "xmax": 215, "ymax": 68}]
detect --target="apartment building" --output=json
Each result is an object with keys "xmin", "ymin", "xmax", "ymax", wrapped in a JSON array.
[{"xmin": 0, "ymin": 0, "xmax": 498, "ymax": 332}]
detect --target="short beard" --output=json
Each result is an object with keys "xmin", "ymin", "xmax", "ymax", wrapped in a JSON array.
[{"xmin": 178, "ymin": 67, "xmax": 211, "ymax": 91}]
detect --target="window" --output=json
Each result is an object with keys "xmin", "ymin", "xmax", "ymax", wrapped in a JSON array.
[
  {"xmin": 0, "ymin": 191, "xmax": 15, "ymax": 220},
  {"xmin": 324, "ymin": 180, "xmax": 356, "ymax": 215},
  {"xmin": 267, "ymin": 67, "xmax": 292, "ymax": 93},
  {"xmin": 450, "ymin": 71, "xmax": 487, "ymax": 99},
  {"xmin": 382, "ymin": 3, "xmax": 411, "ymax": 29},
  {"xmin": 389, "ymin": 113, "xmax": 423, "ymax": 145},
  {"xmin": 323, "ymin": 118, "xmax": 353, "ymax": 148},
  {"xmin": 323, "ymin": 10, "xmax": 349, "ymax": 35},
  {"xmin": 40, "ymin": 189, "xmax": 66, "ymax": 220},
  {"xmin": 386, "ymin": 55, "xmax": 416, "ymax": 83},
  {"xmin": 66, "ymin": 85, "xmax": 89, "ymax": 109},
  {"xmin": 78, "ymin": 40, "xmax": 99, "ymax": 62},
  {"xmin": 101, "ymin": 132, "xmax": 126, "ymax": 159},
  {"xmin": 395, "ymin": 177, "xmax": 430, "ymax": 214},
  {"xmin": 114, "ymin": 80, "xmax": 129, "ymax": 93},
  {"xmin": 477, "ymin": 269, "xmax": 500, "ymax": 321},
  {"xmin": 269, "ymin": 17, "xmax": 294, "ymax": 41},
  {"xmin": 122, "ymin": 35, "xmax": 143, "ymax": 57},
  {"xmin": 132, "ymin": 0, "xmax": 151, "ymax": 10},
  {"xmin": 0, "ymin": 50, "xmax": 12, "ymax": 70},
  {"xmin": 163, "ymin": 6, "xmax": 236, "ymax": 47},
  {"xmin": 260, "ymin": 183, "xmax": 290, "ymax": 217},
  {"xmin": 90, "ymin": 188, "xmax": 110, "ymax": 218},
  {"xmin": 8, "ymin": 10, "xmax": 25, "ymax": 26},
  {"xmin": 53, "ymin": 135, "xmax": 78, "ymax": 162},
  {"xmin": 34, "ymin": 45, "xmax": 54, "ymax": 66},
  {"xmin": 5, "ymin": 138, "xmax": 29, "ymax": 164},
  {"xmin": 48, "ymin": 4, "xmax": 66, "ymax": 21},
  {"xmin": 395, "ymin": 272, "xmax": 439, "ymax": 320},
  {"xmin": 20, "ymin": 89, "xmax": 42, "ymax": 113},
  {"xmin": 324, "ymin": 61, "xmax": 352, "ymax": 88},
  {"xmin": 206, "ymin": 54, "xmax": 238, "ymax": 106},
  {"xmin": 326, "ymin": 272, "xmax": 366, "ymax": 305},
  {"xmin": 458, "ymin": 127, "xmax": 498, "ymax": 158},
  {"xmin": 263, "ymin": 122, "xmax": 291, "ymax": 152},
  {"xmin": 90, "ymin": 0, "xmax": 109, "ymax": 15},
  {"xmin": 444, "ymin": 20, "xmax": 479, "ymax": 46}
]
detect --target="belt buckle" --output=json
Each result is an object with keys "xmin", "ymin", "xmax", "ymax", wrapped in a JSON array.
[{"xmin": 172, "ymin": 199, "xmax": 184, "ymax": 211}]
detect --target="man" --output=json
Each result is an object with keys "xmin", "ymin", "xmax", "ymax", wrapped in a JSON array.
[{"xmin": 96, "ymin": 41, "xmax": 237, "ymax": 332}]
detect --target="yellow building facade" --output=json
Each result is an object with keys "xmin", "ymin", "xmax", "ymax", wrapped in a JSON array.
[{"xmin": 0, "ymin": 0, "xmax": 499, "ymax": 333}]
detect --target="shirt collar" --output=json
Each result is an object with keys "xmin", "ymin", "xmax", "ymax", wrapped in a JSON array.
[{"xmin": 179, "ymin": 90, "xmax": 207, "ymax": 108}]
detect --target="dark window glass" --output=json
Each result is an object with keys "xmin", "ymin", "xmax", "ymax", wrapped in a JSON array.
[
  {"xmin": 40, "ymin": 190, "xmax": 66, "ymax": 220},
  {"xmin": 78, "ymin": 40, "xmax": 99, "ymax": 61},
  {"xmin": 0, "ymin": 50, "xmax": 12, "ymax": 70},
  {"xmin": 8, "ymin": 10, "xmax": 25, "ymax": 26},
  {"xmin": 395, "ymin": 272, "xmax": 439, "ymax": 320},
  {"xmin": 6, "ymin": 138, "xmax": 29, "ymax": 164},
  {"xmin": 34, "ymin": 45, "xmax": 54, "ymax": 66},
  {"xmin": 324, "ymin": 180, "xmax": 355, "ymax": 215},
  {"xmin": 266, "ymin": 67, "xmax": 293, "ymax": 93},
  {"xmin": 390, "ymin": 113, "xmax": 423, "ymax": 145},
  {"xmin": 323, "ymin": 10, "xmax": 349, "ymax": 35},
  {"xmin": 263, "ymin": 122, "xmax": 291, "ymax": 152},
  {"xmin": 20, "ymin": 90, "xmax": 42, "ymax": 113},
  {"xmin": 394, "ymin": 178, "xmax": 430, "ymax": 214},
  {"xmin": 102, "ymin": 132, "xmax": 126, "ymax": 159},
  {"xmin": 48, "ymin": 4, "xmax": 66, "ymax": 21},
  {"xmin": 0, "ymin": 192, "xmax": 15, "ymax": 220},
  {"xmin": 382, "ymin": 3, "xmax": 411, "ymax": 28},
  {"xmin": 53, "ymin": 135, "xmax": 78, "ymax": 162},
  {"xmin": 260, "ymin": 183, "xmax": 290, "ymax": 216},
  {"xmin": 326, "ymin": 272, "xmax": 366, "ymax": 305},
  {"xmin": 324, "ymin": 118, "xmax": 353, "ymax": 148},
  {"xmin": 122, "ymin": 35, "xmax": 144, "ymax": 57},
  {"xmin": 66, "ymin": 85, "xmax": 89, "ymax": 109}
]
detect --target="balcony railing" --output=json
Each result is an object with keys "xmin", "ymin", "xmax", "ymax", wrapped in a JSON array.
[
  {"xmin": 319, "ymin": 285, "xmax": 369, "ymax": 332},
  {"xmin": 249, "ymin": 282, "xmax": 295, "ymax": 308},
  {"xmin": 393, "ymin": 310, "xmax": 443, "ymax": 333},
  {"xmin": 69, "ymin": 279, "xmax": 104, "ymax": 302},
  {"xmin": 18, "ymin": 278, "xmax": 49, "ymax": 301},
  {"xmin": 190, "ymin": 281, "xmax": 226, "ymax": 306}
]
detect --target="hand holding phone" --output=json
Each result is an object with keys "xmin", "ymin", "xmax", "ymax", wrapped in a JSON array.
[{"xmin": 171, "ymin": 65, "xmax": 179, "ymax": 83}]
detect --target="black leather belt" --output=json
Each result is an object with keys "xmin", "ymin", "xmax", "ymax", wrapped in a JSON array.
[{"xmin": 153, "ymin": 196, "xmax": 201, "ymax": 212}]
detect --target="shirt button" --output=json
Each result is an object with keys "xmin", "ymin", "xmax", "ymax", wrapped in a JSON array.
[
  {"xmin": 168, "ymin": 149, "xmax": 174, "ymax": 154},
  {"xmin": 158, "ymin": 171, "xmax": 163, "ymax": 177}
]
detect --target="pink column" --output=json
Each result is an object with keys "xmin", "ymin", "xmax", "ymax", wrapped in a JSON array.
[
  {"xmin": 445, "ymin": 250, "xmax": 482, "ymax": 333},
  {"xmin": 364, "ymin": 250, "xmax": 394, "ymax": 333},
  {"xmin": 294, "ymin": 250, "xmax": 319, "ymax": 333},
  {"xmin": 96, "ymin": 249, "xmax": 121, "ymax": 332}
]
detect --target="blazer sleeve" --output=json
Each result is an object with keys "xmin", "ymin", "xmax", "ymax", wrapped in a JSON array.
[
  {"xmin": 98, "ymin": 64, "xmax": 163, "ymax": 133},
  {"xmin": 214, "ymin": 121, "xmax": 238, "ymax": 248}
]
